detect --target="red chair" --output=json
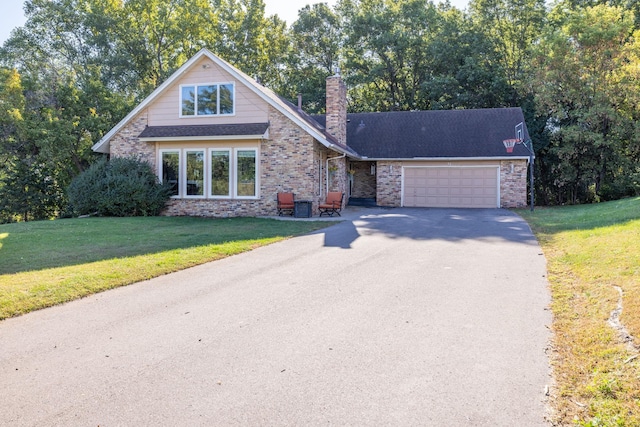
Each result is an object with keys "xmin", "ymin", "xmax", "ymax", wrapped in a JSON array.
[
  {"xmin": 277, "ymin": 192, "xmax": 295, "ymax": 216},
  {"xmin": 319, "ymin": 192, "xmax": 344, "ymax": 217}
]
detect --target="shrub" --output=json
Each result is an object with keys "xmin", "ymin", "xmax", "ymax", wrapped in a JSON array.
[{"xmin": 67, "ymin": 156, "xmax": 171, "ymax": 217}]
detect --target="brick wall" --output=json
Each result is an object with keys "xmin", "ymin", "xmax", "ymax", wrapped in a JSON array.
[
  {"xmin": 500, "ymin": 160, "xmax": 528, "ymax": 208},
  {"xmin": 109, "ymin": 104, "xmax": 348, "ymax": 217},
  {"xmin": 110, "ymin": 111, "xmax": 155, "ymax": 167},
  {"xmin": 263, "ymin": 105, "xmax": 322, "ymax": 212},
  {"xmin": 376, "ymin": 161, "xmax": 403, "ymax": 207},
  {"xmin": 350, "ymin": 161, "xmax": 376, "ymax": 198}
]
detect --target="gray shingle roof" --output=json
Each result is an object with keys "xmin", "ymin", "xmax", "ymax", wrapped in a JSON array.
[
  {"xmin": 138, "ymin": 123, "xmax": 269, "ymax": 138},
  {"xmin": 275, "ymin": 95, "xmax": 359, "ymax": 157},
  {"xmin": 313, "ymin": 108, "xmax": 531, "ymax": 159}
]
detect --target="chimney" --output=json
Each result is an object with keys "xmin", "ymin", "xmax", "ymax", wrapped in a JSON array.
[{"xmin": 325, "ymin": 71, "xmax": 347, "ymax": 145}]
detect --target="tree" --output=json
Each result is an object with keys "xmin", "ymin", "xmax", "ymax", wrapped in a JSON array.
[
  {"xmin": 278, "ymin": 3, "xmax": 342, "ymax": 113},
  {"xmin": 339, "ymin": 0, "xmax": 439, "ymax": 112},
  {"xmin": 533, "ymin": 4, "xmax": 640, "ymax": 203},
  {"xmin": 421, "ymin": 4, "xmax": 513, "ymax": 109},
  {"xmin": 213, "ymin": 0, "xmax": 289, "ymax": 88},
  {"xmin": 469, "ymin": 0, "xmax": 547, "ymax": 104},
  {"xmin": 0, "ymin": 68, "xmax": 66, "ymax": 222}
]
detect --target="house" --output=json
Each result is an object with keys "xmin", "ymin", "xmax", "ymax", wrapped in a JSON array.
[{"xmin": 92, "ymin": 49, "xmax": 531, "ymax": 216}]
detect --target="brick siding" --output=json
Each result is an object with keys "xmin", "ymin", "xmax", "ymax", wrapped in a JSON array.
[
  {"xmin": 110, "ymin": 111, "xmax": 155, "ymax": 167},
  {"xmin": 349, "ymin": 161, "xmax": 376, "ymax": 199},
  {"xmin": 110, "ymin": 105, "xmax": 349, "ymax": 217},
  {"xmin": 500, "ymin": 160, "xmax": 528, "ymax": 208},
  {"xmin": 376, "ymin": 161, "xmax": 403, "ymax": 207},
  {"xmin": 108, "ymin": 111, "xmax": 526, "ymax": 215}
]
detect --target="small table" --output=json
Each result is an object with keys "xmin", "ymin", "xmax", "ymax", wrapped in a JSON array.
[{"xmin": 294, "ymin": 200, "xmax": 312, "ymax": 218}]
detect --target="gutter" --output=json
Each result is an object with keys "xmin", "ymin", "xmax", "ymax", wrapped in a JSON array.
[{"xmin": 364, "ymin": 156, "xmax": 531, "ymax": 164}]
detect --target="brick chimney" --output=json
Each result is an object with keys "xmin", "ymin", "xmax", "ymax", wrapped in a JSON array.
[{"xmin": 325, "ymin": 72, "xmax": 347, "ymax": 145}]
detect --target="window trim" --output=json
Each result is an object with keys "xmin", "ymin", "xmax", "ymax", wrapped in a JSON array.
[{"xmin": 179, "ymin": 82, "xmax": 235, "ymax": 118}]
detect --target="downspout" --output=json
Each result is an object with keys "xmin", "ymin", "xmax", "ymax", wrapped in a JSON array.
[
  {"xmin": 325, "ymin": 154, "xmax": 346, "ymax": 194},
  {"xmin": 522, "ymin": 139, "xmax": 535, "ymax": 212}
]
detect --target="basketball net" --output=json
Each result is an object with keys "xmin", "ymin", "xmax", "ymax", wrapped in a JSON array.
[{"xmin": 503, "ymin": 138, "xmax": 521, "ymax": 153}]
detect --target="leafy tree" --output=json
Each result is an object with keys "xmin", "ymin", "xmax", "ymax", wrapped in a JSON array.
[
  {"xmin": 278, "ymin": 3, "xmax": 342, "ymax": 113},
  {"xmin": 0, "ymin": 68, "xmax": 67, "ymax": 222},
  {"xmin": 421, "ymin": 4, "xmax": 512, "ymax": 109},
  {"xmin": 0, "ymin": 157, "xmax": 65, "ymax": 222},
  {"xmin": 213, "ymin": 0, "xmax": 289, "ymax": 87},
  {"xmin": 469, "ymin": 0, "xmax": 547, "ymax": 103},
  {"xmin": 533, "ymin": 4, "xmax": 640, "ymax": 203},
  {"xmin": 339, "ymin": 0, "xmax": 440, "ymax": 112}
]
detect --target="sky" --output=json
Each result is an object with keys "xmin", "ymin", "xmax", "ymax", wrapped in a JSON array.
[{"xmin": 0, "ymin": 0, "xmax": 469, "ymax": 46}]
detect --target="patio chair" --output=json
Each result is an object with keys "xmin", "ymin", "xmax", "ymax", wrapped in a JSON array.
[
  {"xmin": 277, "ymin": 192, "xmax": 295, "ymax": 216},
  {"xmin": 319, "ymin": 192, "xmax": 344, "ymax": 217}
]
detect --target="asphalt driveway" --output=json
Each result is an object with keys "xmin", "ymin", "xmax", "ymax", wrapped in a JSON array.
[{"xmin": 0, "ymin": 208, "xmax": 551, "ymax": 426}]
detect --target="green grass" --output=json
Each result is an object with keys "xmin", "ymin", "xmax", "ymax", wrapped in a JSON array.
[
  {"xmin": 0, "ymin": 216, "xmax": 332, "ymax": 320},
  {"xmin": 518, "ymin": 197, "xmax": 640, "ymax": 426}
]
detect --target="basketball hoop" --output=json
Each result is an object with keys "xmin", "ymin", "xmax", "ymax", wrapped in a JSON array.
[{"xmin": 503, "ymin": 138, "xmax": 521, "ymax": 153}]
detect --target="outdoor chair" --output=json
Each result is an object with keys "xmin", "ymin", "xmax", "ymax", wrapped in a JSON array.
[
  {"xmin": 319, "ymin": 192, "xmax": 344, "ymax": 217},
  {"xmin": 277, "ymin": 192, "xmax": 295, "ymax": 216}
]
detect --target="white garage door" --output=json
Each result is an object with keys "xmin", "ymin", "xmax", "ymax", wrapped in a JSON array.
[{"xmin": 403, "ymin": 167, "xmax": 499, "ymax": 208}]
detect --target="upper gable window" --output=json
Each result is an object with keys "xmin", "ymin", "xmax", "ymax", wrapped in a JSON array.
[{"xmin": 180, "ymin": 83, "xmax": 234, "ymax": 117}]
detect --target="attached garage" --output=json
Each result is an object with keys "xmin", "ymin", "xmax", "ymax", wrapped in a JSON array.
[
  {"xmin": 318, "ymin": 107, "xmax": 532, "ymax": 209},
  {"xmin": 403, "ymin": 166, "xmax": 499, "ymax": 208}
]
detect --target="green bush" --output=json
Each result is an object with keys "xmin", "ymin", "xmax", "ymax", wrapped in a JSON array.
[{"xmin": 67, "ymin": 156, "xmax": 171, "ymax": 217}]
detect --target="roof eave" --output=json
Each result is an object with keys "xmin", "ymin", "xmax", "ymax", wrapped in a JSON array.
[
  {"xmin": 364, "ymin": 156, "xmax": 531, "ymax": 162},
  {"xmin": 92, "ymin": 50, "xmax": 213, "ymax": 153},
  {"xmin": 139, "ymin": 134, "xmax": 267, "ymax": 142}
]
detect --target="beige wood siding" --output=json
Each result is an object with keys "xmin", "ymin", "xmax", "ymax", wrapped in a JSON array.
[
  {"xmin": 403, "ymin": 166, "xmax": 499, "ymax": 208},
  {"xmin": 147, "ymin": 56, "xmax": 268, "ymax": 126}
]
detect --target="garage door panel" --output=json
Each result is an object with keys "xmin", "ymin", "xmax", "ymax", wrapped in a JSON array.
[
  {"xmin": 404, "ymin": 167, "xmax": 498, "ymax": 208},
  {"xmin": 450, "ymin": 187, "xmax": 475, "ymax": 196},
  {"xmin": 415, "ymin": 187, "xmax": 427, "ymax": 196}
]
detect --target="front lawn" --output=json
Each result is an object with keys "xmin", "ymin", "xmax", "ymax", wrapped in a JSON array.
[
  {"xmin": 0, "ymin": 216, "xmax": 331, "ymax": 320},
  {"xmin": 518, "ymin": 197, "xmax": 640, "ymax": 426}
]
